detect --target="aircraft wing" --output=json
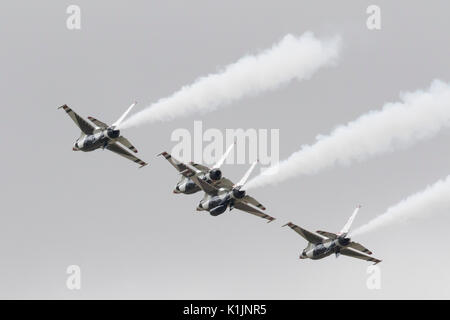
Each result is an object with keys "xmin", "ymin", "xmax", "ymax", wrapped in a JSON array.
[
  {"xmin": 347, "ymin": 241, "xmax": 373, "ymax": 255},
  {"xmin": 117, "ymin": 136, "xmax": 139, "ymax": 153},
  {"xmin": 241, "ymin": 195, "xmax": 266, "ymax": 211},
  {"xmin": 190, "ymin": 162, "xmax": 210, "ymax": 173},
  {"xmin": 283, "ymin": 222, "xmax": 325, "ymax": 244},
  {"xmin": 158, "ymin": 152, "xmax": 195, "ymax": 177},
  {"xmin": 316, "ymin": 230, "xmax": 338, "ymax": 239},
  {"xmin": 59, "ymin": 105, "xmax": 95, "ymax": 135},
  {"xmin": 233, "ymin": 201, "xmax": 275, "ymax": 223},
  {"xmin": 87, "ymin": 116, "xmax": 108, "ymax": 129},
  {"xmin": 340, "ymin": 247, "xmax": 381, "ymax": 265},
  {"xmin": 106, "ymin": 143, "xmax": 147, "ymax": 167}
]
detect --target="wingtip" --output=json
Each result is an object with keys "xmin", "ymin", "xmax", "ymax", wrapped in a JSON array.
[
  {"xmin": 139, "ymin": 163, "xmax": 148, "ymax": 168},
  {"xmin": 282, "ymin": 222, "xmax": 291, "ymax": 227},
  {"xmin": 267, "ymin": 217, "xmax": 276, "ymax": 223}
]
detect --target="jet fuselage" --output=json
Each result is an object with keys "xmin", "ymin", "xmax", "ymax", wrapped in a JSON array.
[
  {"xmin": 174, "ymin": 169, "xmax": 222, "ymax": 195},
  {"xmin": 198, "ymin": 188, "xmax": 245, "ymax": 216},
  {"xmin": 73, "ymin": 128, "xmax": 120, "ymax": 152},
  {"xmin": 301, "ymin": 236, "xmax": 351, "ymax": 260}
]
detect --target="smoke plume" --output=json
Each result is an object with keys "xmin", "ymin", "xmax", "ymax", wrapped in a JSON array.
[
  {"xmin": 352, "ymin": 175, "xmax": 450, "ymax": 236},
  {"xmin": 119, "ymin": 32, "xmax": 341, "ymax": 129},
  {"xmin": 246, "ymin": 80, "xmax": 450, "ymax": 189}
]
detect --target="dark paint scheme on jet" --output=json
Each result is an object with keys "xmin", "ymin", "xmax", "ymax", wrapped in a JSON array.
[
  {"xmin": 59, "ymin": 104, "xmax": 147, "ymax": 167},
  {"xmin": 284, "ymin": 206, "xmax": 382, "ymax": 264}
]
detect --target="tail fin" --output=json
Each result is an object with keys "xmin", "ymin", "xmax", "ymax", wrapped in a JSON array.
[
  {"xmin": 112, "ymin": 102, "xmax": 137, "ymax": 128},
  {"xmin": 235, "ymin": 160, "xmax": 258, "ymax": 189},
  {"xmin": 212, "ymin": 140, "xmax": 235, "ymax": 169},
  {"xmin": 339, "ymin": 205, "xmax": 361, "ymax": 236}
]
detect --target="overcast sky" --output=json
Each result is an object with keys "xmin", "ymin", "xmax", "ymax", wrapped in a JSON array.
[{"xmin": 1, "ymin": 1, "xmax": 449, "ymax": 299}]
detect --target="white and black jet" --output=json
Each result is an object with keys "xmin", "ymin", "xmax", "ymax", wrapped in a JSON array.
[
  {"xmin": 58, "ymin": 103, "xmax": 147, "ymax": 167},
  {"xmin": 283, "ymin": 206, "xmax": 381, "ymax": 264},
  {"xmin": 188, "ymin": 160, "xmax": 275, "ymax": 223},
  {"xmin": 158, "ymin": 142, "xmax": 236, "ymax": 195}
]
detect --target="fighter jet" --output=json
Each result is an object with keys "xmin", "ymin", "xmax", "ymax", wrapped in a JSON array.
[
  {"xmin": 187, "ymin": 160, "xmax": 275, "ymax": 223},
  {"xmin": 158, "ymin": 141, "xmax": 236, "ymax": 195},
  {"xmin": 283, "ymin": 206, "xmax": 381, "ymax": 264},
  {"xmin": 58, "ymin": 103, "xmax": 147, "ymax": 167}
]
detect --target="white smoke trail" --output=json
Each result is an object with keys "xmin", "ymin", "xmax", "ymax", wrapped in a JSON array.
[
  {"xmin": 119, "ymin": 32, "xmax": 342, "ymax": 129},
  {"xmin": 246, "ymin": 80, "xmax": 450, "ymax": 189},
  {"xmin": 352, "ymin": 175, "xmax": 450, "ymax": 236}
]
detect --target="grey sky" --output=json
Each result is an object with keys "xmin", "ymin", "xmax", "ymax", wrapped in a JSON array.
[{"xmin": 1, "ymin": 1, "xmax": 449, "ymax": 299}]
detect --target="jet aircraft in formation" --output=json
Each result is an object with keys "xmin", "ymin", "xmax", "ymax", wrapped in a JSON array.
[
  {"xmin": 158, "ymin": 142, "xmax": 236, "ymax": 195},
  {"xmin": 59, "ymin": 103, "xmax": 147, "ymax": 167},
  {"xmin": 283, "ymin": 206, "xmax": 381, "ymax": 264},
  {"xmin": 59, "ymin": 106, "xmax": 380, "ymax": 264},
  {"xmin": 159, "ymin": 143, "xmax": 275, "ymax": 222}
]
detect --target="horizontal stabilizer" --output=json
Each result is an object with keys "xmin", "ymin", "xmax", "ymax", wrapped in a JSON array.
[
  {"xmin": 117, "ymin": 136, "xmax": 138, "ymax": 153},
  {"xmin": 340, "ymin": 247, "xmax": 381, "ymax": 265},
  {"xmin": 348, "ymin": 241, "xmax": 373, "ymax": 255},
  {"xmin": 233, "ymin": 202, "xmax": 275, "ymax": 223},
  {"xmin": 242, "ymin": 195, "xmax": 266, "ymax": 211},
  {"xmin": 106, "ymin": 143, "xmax": 147, "ymax": 168}
]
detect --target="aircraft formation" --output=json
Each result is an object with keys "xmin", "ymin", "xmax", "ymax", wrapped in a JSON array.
[{"xmin": 59, "ymin": 104, "xmax": 381, "ymax": 265}]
